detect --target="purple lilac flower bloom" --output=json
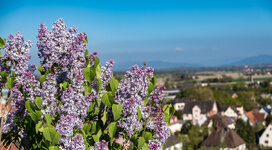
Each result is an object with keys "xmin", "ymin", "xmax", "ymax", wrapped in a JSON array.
[
  {"xmin": 37, "ymin": 19, "xmax": 92, "ymax": 149},
  {"xmin": 147, "ymin": 112, "xmax": 170, "ymax": 149},
  {"xmin": 115, "ymin": 65, "xmax": 154, "ymax": 137},
  {"xmin": 41, "ymin": 74, "xmax": 58, "ymax": 116},
  {"xmin": 100, "ymin": 59, "xmax": 115, "ymax": 91},
  {"xmin": 37, "ymin": 18, "xmax": 86, "ymax": 75},
  {"xmin": 90, "ymin": 140, "xmax": 108, "ymax": 150},
  {"xmin": 68, "ymin": 134, "xmax": 85, "ymax": 150},
  {"xmin": 3, "ymin": 32, "xmax": 32, "ymax": 75}
]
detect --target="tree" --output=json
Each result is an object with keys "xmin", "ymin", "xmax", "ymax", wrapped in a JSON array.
[
  {"xmin": 186, "ymin": 125, "xmax": 209, "ymax": 149},
  {"xmin": 184, "ymin": 87, "xmax": 214, "ymax": 100},
  {"xmin": 180, "ymin": 121, "xmax": 192, "ymax": 134},
  {"xmin": 266, "ymin": 114, "xmax": 272, "ymax": 126},
  {"xmin": 235, "ymin": 119, "xmax": 257, "ymax": 148},
  {"xmin": 0, "ymin": 19, "xmax": 174, "ymax": 150}
]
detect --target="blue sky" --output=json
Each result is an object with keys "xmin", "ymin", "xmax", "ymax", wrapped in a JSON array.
[{"xmin": 1, "ymin": 0, "xmax": 272, "ymax": 68}]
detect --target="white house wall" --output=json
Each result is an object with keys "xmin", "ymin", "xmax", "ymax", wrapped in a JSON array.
[{"xmin": 259, "ymin": 124, "xmax": 272, "ymax": 148}]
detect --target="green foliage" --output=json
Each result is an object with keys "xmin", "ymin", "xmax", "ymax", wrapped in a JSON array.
[
  {"xmin": 101, "ymin": 92, "xmax": 114, "ymax": 107},
  {"xmin": 0, "ymin": 34, "xmax": 171, "ymax": 150},
  {"xmin": 163, "ymin": 104, "xmax": 175, "ymax": 125},
  {"xmin": 266, "ymin": 114, "xmax": 272, "ymax": 126},
  {"xmin": 184, "ymin": 86, "xmax": 214, "ymax": 100},
  {"xmin": 180, "ymin": 121, "xmax": 192, "ymax": 134},
  {"xmin": 235, "ymin": 119, "xmax": 258, "ymax": 148},
  {"xmin": 0, "ymin": 37, "xmax": 5, "ymax": 47},
  {"xmin": 108, "ymin": 122, "xmax": 117, "ymax": 138},
  {"xmin": 112, "ymin": 104, "xmax": 123, "ymax": 121},
  {"xmin": 43, "ymin": 126, "xmax": 61, "ymax": 145}
]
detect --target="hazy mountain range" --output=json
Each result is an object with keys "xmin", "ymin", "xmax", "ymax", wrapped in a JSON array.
[{"xmin": 113, "ymin": 55, "xmax": 272, "ymax": 71}]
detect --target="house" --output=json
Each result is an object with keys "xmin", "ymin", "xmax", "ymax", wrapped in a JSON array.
[
  {"xmin": 205, "ymin": 114, "xmax": 235, "ymax": 129},
  {"xmin": 233, "ymin": 105, "xmax": 244, "ymax": 116},
  {"xmin": 259, "ymin": 123, "xmax": 272, "ymax": 148},
  {"xmin": 201, "ymin": 127, "xmax": 246, "ymax": 150},
  {"xmin": 165, "ymin": 135, "xmax": 182, "ymax": 150},
  {"xmin": 168, "ymin": 116, "xmax": 182, "ymax": 133},
  {"xmin": 259, "ymin": 105, "xmax": 272, "ymax": 118},
  {"xmin": 170, "ymin": 98, "xmax": 192, "ymax": 111},
  {"xmin": 183, "ymin": 101, "xmax": 218, "ymax": 125},
  {"xmin": 244, "ymin": 110, "xmax": 265, "ymax": 126},
  {"xmin": 229, "ymin": 91, "xmax": 238, "ymax": 99},
  {"xmin": 220, "ymin": 106, "xmax": 241, "ymax": 119}
]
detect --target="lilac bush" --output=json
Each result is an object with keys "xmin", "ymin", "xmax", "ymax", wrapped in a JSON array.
[{"xmin": 0, "ymin": 19, "xmax": 174, "ymax": 150}]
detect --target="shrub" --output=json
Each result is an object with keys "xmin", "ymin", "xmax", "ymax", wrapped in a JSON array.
[{"xmin": 0, "ymin": 19, "xmax": 174, "ymax": 150}]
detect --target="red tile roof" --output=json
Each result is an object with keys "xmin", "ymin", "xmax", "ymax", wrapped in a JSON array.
[{"xmin": 245, "ymin": 110, "xmax": 265, "ymax": 125}]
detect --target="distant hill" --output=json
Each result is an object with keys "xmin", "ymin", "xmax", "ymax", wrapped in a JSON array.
[
  {"xmin": 230, "ymin": 55, "xmax": 272, "ymax": 65},
  {"xmin": 113, "ymin": 61, "xmax": 199, "ymax": 71}
]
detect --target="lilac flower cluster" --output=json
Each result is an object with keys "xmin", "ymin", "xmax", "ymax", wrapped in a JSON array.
[
  {"xmin": 116, "ymin": 65, "xmax": 154, "ymax": 137},
  {"xmin": 68, "ymin": 134, "xmax": 85, "ymax": 150},
  {"xmin": 146, "ymin": 113, "xmax": 170, "ymax": 149},
  {"xmin": 2, "ymin": 33, "xmax": 38, "ymax": 134},
  {"xmin": 3, "ymin": 32, "xmax": 32, "ymax": 74},
  {"xmin": 41, "ymin": 74, "xmax": 58, "ymax": 116},
  {"xmin": 90, "ymin": 140, "xmax": 108, "ymax": 150},
  {"xmin": 37, "ymin": 18, "xmax": 86, "ymax": 75},
  {"xmin": 37, "ymin": 19, "xmax": 91, "ymax": 149},
  {"xmin": 1, "ymin": 18, "xmax": 171, "ymax": 150},
  {"xmin": 100, "ymin": 59, "xmax": 115, "ymax": 91},
  {"xmin": 16, "ymin": 71, "xmax": 41, "ymax": 101}
]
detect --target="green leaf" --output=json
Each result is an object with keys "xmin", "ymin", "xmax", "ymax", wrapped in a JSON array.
[
  {"xmin": 101, "ymin": 109, "xmax": 108, "ymax": 125},
  {"xmin": 38, "ymin": 65, "xmax": 43, "ymax": 73},
  {"xmin": 92, "ymin": 135, "xmax": 99, "ymax": 142},
  {"xmin": 96, "ymin": 129, "xmax": 102, "ymax": 138},
  {"xmin": 0, "ymin": 71, "xmax": 7, "ymax": 80},
  {"xmin": 84, "ymin": 36, "xmax": 88, "ymax": 44},
  {"xmin": 109, "ymin": 78, "xmax": 119, "ymax": 94},
  {"xmin": 97, "ymin": 78, "xmax": 102, "ymax": 93},
  {"xmin": 83, "ymin": 123, "xmax": 92, "ymax": 134},
  {"xmin": 163, "ymin": 104, "xmax": 175, "ymax": 116},
  {"xmin": 35, "ymin": 97, "xmax": 43, "ymax": 109},
  {"xmin": 36, "ymin": 121, "xmax": 43, "ymax": 134},
  {"xmin": 45, "ymin": 114, "xmax": 52, "ymax": 126},
  {"xmin": 138, "ymin": 137, "xmax": 145, "ymax": 150},
  {"xmin": 49, "ymin": 146, "xmax": 60, "ymax": 150},
  {"xmin": 62, "ymin": 82, "xmax": 69, "ymax": 90},
  {"xmin": 94, "ymin": 107, "xmax": 100, "ymax": 115},
  {"xmin": 95, "ymin": 64, "xmax": 102, "ymax": 78},
  {"xmin": 25, "ymin": 100, "xmax": 34, "ymax": 113},
  {"xmin": 112, "ymin": 104, "xmax": 123, "ymax": 121},
  {"xmin": 85, "ymin": 49, "xmax": 89, "ymax": 58},
  {"xmin": 141, "ymin": 143, "xmax": 149, "ymax": 150},
  {"xmin": 7, "ymin": 77, "xmax": 14, "ymax": 89},
  {"xmin": 84, "ymin": 86, "xmax": 92, "ymax": 95},
  {"xmin": 101, "ymin": 92, "xmax": 114, "ymax": 107},
  {"xmin": 11, "ymin": 71, "xmax": 16, "ymax": 77},
  {"xmin": 137, "ymin": 108, "xmax": 142, "ymax": 121},
  {"xmin": 83, "ymin": 67, "xmax": 95, "ymax": 84},
  {"xmin": 94, "ymin": 57, "xmax": 100, "ymax": 68},
  {"xmin": 109, "ymin": 122, "xmax": 117, "ymax": 138},
  {"xmin": 143, "ymin": 132, "xmax": 153, "ymax": 141},
  {"xmin": 39, "ymin": 75, "xmax": 46, "ymax": 84},
  {"xmin": 147, "ymin": 82, "xmax": 154, "ymax": 95},
  {"xmin": 0, "ymin": 37, "xmax": 5, "ymax": 47},
  {"xmin": 163, "ymin": 112, "xmax": 170, "ymax": 125},
  {"xmin": 43, "ymin": 126, "xmax": 61, "ymax": 145},
  {"xmin": 29, "ymin": 110, "xmax": 42, "ymax": 122},
  {"xmin": 151, "ymin": 75, "xmax": 157, "ymax": 86},
  {"xmin": 144, "ymin": 97, "xmax": 149, "ymax": 106}
]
